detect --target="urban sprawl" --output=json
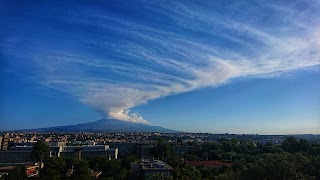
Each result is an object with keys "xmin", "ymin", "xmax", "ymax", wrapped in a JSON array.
[{"xmin": 0, "ymin": 132, "xmax": 319, "ymax": 179}]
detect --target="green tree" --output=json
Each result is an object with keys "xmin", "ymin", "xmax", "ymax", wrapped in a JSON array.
[
  {"xmin": 6, "ymin": 165, "xmax": 28, "ymax": 180},
  {"xmin": 32, "ymin": 140, "xmax": 49, "ymax": 168},
  {"xmin": 150, "ymin": 139, "xmax": 172, "ymax": 161},
  {"xmin": 41, "ymin": 157, "xmax": 66, "ymax": 180},
  {"xmin": 72, "ymin": 159, "xmax": 91, "ymax": 180},
  {"xmin": 122, "ymin": 155, "xmax": 139, "ymax": 169},
  {"xmin": 103, "ymin": 159, "xmax": 122, "ymax": 178},
  {"xmin": 88, "ymin": 156, "xmax": 108, "ymax": 170},
  {"xmin": 241, "ymin": 152, "xmax": 316, "ymax": 180},
  {"xmin": 281, "ymin": 136, "xmax": 299, "ymax": 153},
  {"xmin": 167, "ymin": 154, "xmax": 181, "ymax": 168},
  {"xmin": 147, "ymin": 173, "xmax": 174, "ymax": 180},
  {"xmin": 215, "ymin": 170, "xmax": 239, "ymax": 180},
  {"xmin": 173, "ymin": 164, "xmax": 202, "ymax": 180}
]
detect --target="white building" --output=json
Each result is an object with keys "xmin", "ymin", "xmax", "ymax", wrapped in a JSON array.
[
  {"xmin": 0, "ymin": 144, "xmax": 118, "ymax": 163},
  {"xmin": 50, "ymin": 145, "xmax": 118, "ymax": 159}
]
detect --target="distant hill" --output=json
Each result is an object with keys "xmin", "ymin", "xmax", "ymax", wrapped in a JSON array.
[{"xmin": 17, "ymin": 118, "xmax": 179, "ymax": 133}]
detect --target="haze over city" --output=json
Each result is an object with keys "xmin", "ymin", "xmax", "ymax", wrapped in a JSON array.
[{"xmin": 1, "ymin": 0, "xmax": 320, "ymax": 134}]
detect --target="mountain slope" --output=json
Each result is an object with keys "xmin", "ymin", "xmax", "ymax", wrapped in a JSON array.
[{"xmin": 19, "ymin": 118, "xmax": 179, "ymax": 133}]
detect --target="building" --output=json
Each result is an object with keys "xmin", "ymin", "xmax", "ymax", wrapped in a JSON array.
[
  {"xmin": 109, "ymin": 142, "xmax": 153, "ymax": 158},
  {"xmin": 49, "ymin": 145, "xmax": 118, "ymax": 159},
  {"xmin": 109, "ymin": 143, "xmax": 137, "ymax": 157},
  {"xmin": 0, "ymin": 137, "xmax": 2, "ymax": 150},
  {"xmin": 0, "ymin": 146, "xmax": 34, "ymax": 163},
  {"xmin": 131, "ymin": 157, "xmax": 173, "ymax": 178},
  {"xmin": 0, "ymin": 134, "xmax": 9, "ymax": 151},
  {"xmin": 0, "ymin": 144, "xmax": 118, "ymax": 163},
  {"xmin": 46, "ymin": 141, "xmax": 67, "ymax": 147}
]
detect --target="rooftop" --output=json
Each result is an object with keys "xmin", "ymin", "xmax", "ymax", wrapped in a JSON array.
[{"xmin": 140, "ymin": 159, "xmax": 173, "ymax": 171}]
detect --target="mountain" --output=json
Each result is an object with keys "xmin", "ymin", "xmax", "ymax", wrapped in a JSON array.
[{"xmin": 18, "ymin": 118, "xmax": 179, "ymax": 133}]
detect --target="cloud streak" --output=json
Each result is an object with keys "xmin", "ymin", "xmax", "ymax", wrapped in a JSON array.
[{"xmin": 2, "ymin": 0, "xmax": 320, "ymax": 124}]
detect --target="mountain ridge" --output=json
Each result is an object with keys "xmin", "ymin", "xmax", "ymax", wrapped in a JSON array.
[{"xmin": 15, "ymin": 118, "xmax": 179, "ymax": 133}]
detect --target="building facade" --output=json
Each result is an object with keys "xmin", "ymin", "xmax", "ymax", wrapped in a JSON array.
[
  {"xmin": 0, "ymin": 134, "xmax": 9, "ymax": 151},
  {"xmin": 0, "ymin": 144, "xmax": 118, "ymax": 163},
  {"xmin": 50, "ymin": 145, "xmax": 118, "ymax": 159}
]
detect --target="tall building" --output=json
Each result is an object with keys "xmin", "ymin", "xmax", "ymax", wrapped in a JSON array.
[
  {"xmin": 0, "ymin": 137, "xmax": 3, "ymax": 150},
  {"xmin": 0, "ymin": 133, "xmax": 9, "ymax": 151}
]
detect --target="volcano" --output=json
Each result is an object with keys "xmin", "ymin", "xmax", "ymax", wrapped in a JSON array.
[{"xmin": 18, "ymin": 118, "xmax": 179, "ymax": 133}]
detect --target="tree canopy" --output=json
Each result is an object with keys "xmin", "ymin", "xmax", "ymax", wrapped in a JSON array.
[
  {"xmin": 6, "ymin": 165, "xmax": 28, "ymax": 180},
  {"xmin": 32, "ymin": 140, "xmax": 49, "ymax": 167},
  {"xmin": 41, "ymin": 157, "xmax": 66, "ymax": 180},
  {"xmin": 71, "ymin": 159, "xmax": 91, "ymax": 180}
]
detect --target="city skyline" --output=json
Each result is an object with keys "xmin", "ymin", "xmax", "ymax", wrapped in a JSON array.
[{"xmin": 1, "ymin": 0, "xmax": 320, "ymax": 134}]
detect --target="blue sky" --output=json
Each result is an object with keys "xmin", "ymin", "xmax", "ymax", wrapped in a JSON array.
[{"xmin": 1, "ymin": 0, "xmax": 320, "ymax": 134}]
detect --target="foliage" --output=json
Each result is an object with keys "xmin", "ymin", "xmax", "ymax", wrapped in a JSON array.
[
  {"xmin": 71, "ymin": 159, "xmax": 91, "ymax": 180},
  {"xmin": 122, "ymin": 155, "xmax": 139, "ymax": 169},
  {"xmin": 173, "ymin": 164, "xmax": 202, "ymax": 180},
  {"xmin": 88, "ymin": 156, "xmax": 109, "ymax": 170},
  {"xmin": 146, "ymin": 173, "xmax": 174, "ymax": 180},
  {"xmin": 40, "ymin": 157, "xmax": 66, "ymax": 180},
  {"xmin": 6, "ymin": 165, "xmax": 28, "ymax": 180},
  {"xmin": 103, "ymin": 159, "xmax": 122, "ymax": 178},
  {"xmin": 150, "ymin": 139, "xmax": 172, "ymax": 161},
  {"xmin": 214, "ymin": 170, "xmax": 239, "ymax": 180},
  {"xmin": 240, "ymin": 152, "xmax": 317, "ymax": 180},
  {"xmin": 87, "ymin": 156, "xmax": 128, "ymax": 179},
  {"xmin": 177, "ymin": 136, "xmax": 320, "ymax": 180},
  {"xmin": 32, "ymin": 140, "xmax": 49, "ymax": 166}
]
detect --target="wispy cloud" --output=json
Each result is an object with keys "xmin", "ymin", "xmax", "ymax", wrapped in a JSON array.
[{"xmin": 2, "ymin": 0, "xmax": 320, "ymax": 124}]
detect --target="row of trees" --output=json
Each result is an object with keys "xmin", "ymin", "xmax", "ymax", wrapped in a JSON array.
[
  {"xmin": 6, "ymin": 155, "xmax": 139, "ymax": 180},
  {"xmin": 149, "ymin": 136, "xmax": 320, "ymax": 180}
]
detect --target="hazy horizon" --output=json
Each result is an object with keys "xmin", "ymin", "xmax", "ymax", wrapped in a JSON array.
[{"xmin": 1, "ymin": 0, "xmax": 320, "ymax": 134}]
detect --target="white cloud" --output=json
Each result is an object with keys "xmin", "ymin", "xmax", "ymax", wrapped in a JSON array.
[{"xmin": 4, "ymin": 1, "xmax": 320, "ymax": 124}]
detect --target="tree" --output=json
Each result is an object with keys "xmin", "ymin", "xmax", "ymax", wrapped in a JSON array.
[
  {"xmin": 122, "ymin": 155, "xmax": 139, "ymax": 169},
  {"xmin": 147, "ymin": 173, "xmax": 174, "ymax": 180},
  {"xmin": 281, "ymin": 136, "xmax": 299, "ymax": 153},
  {"xmin": 173, "ymin": 164, "xmax": 202, "ymax": 180},
  {"xmin": 241, "ymin": 152, "xmax": 316, "ymax": 180},
  {"xmin": 88, "ymin": 156, "xmax": 108, "ymax": 171},
  {"xmin": 167, "ymin": 154, "xmax": 181, "ymax": 168},
  {"xmin": 72, "ymin": 159, "xmax": 91, "ymax": 180},
  {"xmin": 6, "ymin": 165, "xmax": 28, "ymax": 180},
  {"xmin": 32, "ymin": 140, "xmax": 49, "ymax": 168},
  {"xmin": 215, "ymin": 170, "xmax": 239, "ymax": 180},
  {"xmin": 103, "ymin": 159, "xmax": 122, "ymax": 178},
  {"xmin": 150, "ymin": 139, "xmax": 172, "ymax": 161},
  {"xmin": 41, "ymin": 157, "xmax": 66, "ymax": 180}
]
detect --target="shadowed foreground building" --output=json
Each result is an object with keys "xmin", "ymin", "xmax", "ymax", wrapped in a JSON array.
[{"xmin": 0, "ymin": 134, "xmax": 9, "ymax": 151}]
